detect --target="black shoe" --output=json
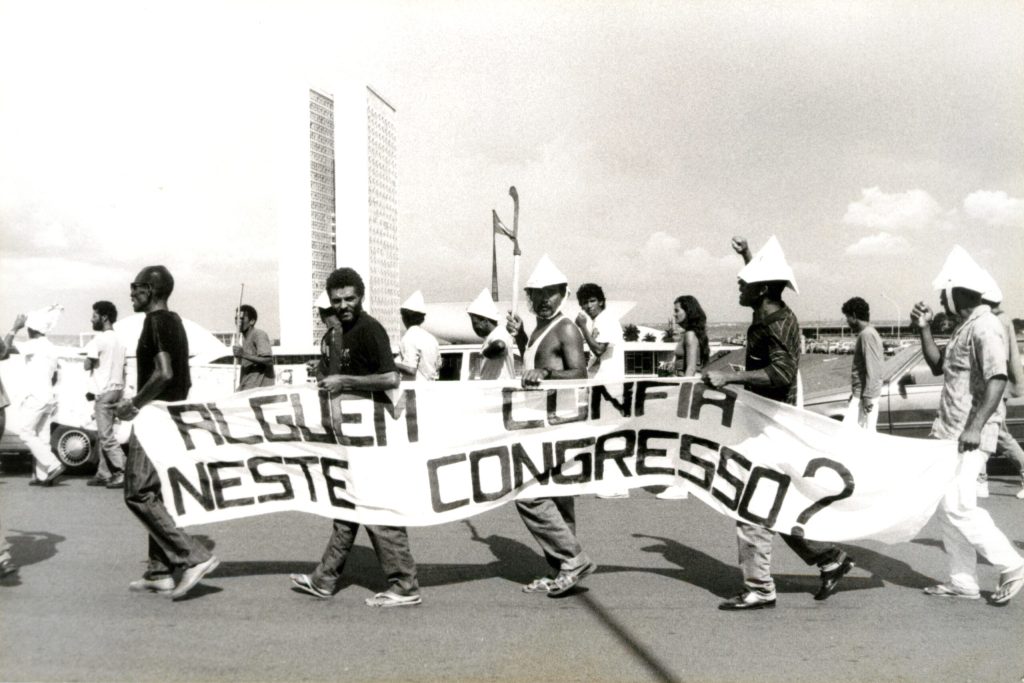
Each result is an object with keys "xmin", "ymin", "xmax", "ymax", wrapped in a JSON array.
[
  {"xmin": 86, "ymin": 477, "xmax": 110, "ymax": 487},
  {"xmin": 105, "ymin": 474, "xmax": 125, "ymax": 489},
  {"xmin": 815, "ymin": 557, "xmax": 854, "ymax": 601},
  {"xmin": 718, "ymin": 592, "xmax": 777, "ymax": 611}
]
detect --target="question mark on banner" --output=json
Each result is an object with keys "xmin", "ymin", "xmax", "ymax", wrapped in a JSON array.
[{"xmin": 790, "ymin": 457, "xmax": 855, "ymax": 538}]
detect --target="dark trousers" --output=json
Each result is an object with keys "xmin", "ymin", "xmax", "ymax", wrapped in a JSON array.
[
  {"xmin": 515, "ymin": 496, "xmax": 590, "ymax": 574},
  {"xmin": 311, "ymin": 520, "xmax": 419, "ymax": 596},
  {"xmin": 124, "ymin": 433, "xmax": 212, "ymax": 578}
]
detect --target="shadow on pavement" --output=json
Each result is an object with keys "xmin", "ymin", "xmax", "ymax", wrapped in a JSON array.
[
  {"xmin": 825, "ymin": 543, "xmax": 936, "ymax": 589},
  {"xmin": 7, "ymin": 529, "xmax": 65, "ymax": 567}
]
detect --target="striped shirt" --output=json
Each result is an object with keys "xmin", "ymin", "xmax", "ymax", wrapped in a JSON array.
[{"xmin": 745, "ymin": 304, "xmax": 800, "ymax": 405}]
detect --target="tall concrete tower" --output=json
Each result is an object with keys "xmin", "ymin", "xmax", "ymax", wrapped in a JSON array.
[{"xmin": 276, "ymin": 80, "xmax": 399, "ymax": 350}]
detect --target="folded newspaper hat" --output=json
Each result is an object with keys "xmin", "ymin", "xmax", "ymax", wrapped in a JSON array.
[
  {"xmin": 931, "ymin": 246, "xmax": 990, "ymax": 296},
  {"xmin": 466, "ymin": 288, "xmax": 500, "ymax": 321},
  {"xmin": 525, "ymin": 254, "xmax": 569, "ymax": 289},
  {"xmin": 737, "ymin": 236, "xmax": 799, "ymax": 294},
  {"xmin": 25, "ymin": 304, "xmax": 63, "ymax": 334},
  {"xmin": 314, "ymin": 291, "xmax": 332, "ymax": 311},
  {"xmin": 400, "ymin": 290, "xmax": 427, "ymax": 314},
  {"xmin": 981, "ymin": 273, "xmax": 1003, "ymax": 305}
]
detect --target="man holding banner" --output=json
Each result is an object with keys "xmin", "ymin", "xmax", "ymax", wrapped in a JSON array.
[
  {"xmin": 913, "ymin": 247, "xmax": 1024, "ymax": 604},
  {"xmin": 289, "ymin": 267, "xmax": 422, "ymax": 608},
  {"xmin": 506, "ymin": 255, "xmax": 597, "ymax": 597},
  {"xmin": 116, "ymin": 266, "xmax": 220, "ymax": 600},
  {"xmin": 704, "ymin": 237, "xmax": 854, "ymax": 611}
]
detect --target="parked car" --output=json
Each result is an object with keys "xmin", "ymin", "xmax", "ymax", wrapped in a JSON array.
[{"xmin": 802, "ymin": 343, "xmax": 1024, "ymax": 456}]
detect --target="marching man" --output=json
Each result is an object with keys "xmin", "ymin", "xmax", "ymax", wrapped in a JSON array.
[
  {"xmin": 704, "ymin": 236, "xmax": 854, "ymax": 610},
  {"xmin": 395, "ymin": 290, "xmax": 441, "ymax": 382},
  {"xmin": 506, "ymin": 255, "xmax": 597, "ymax": 596},
  {"xmin": 466, "ymin": 288, "xmax": 515, "ymax": 380},
  {"xmin": 912, "ymin": 246, "xmax": 1024, "ymax": 603}
]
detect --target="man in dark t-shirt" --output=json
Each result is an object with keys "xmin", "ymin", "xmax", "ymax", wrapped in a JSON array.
[
  {"xmin": 288, "ymin": 267, "xmax": 422, "ymax": 608},
  {"xmin": 704, "ymin": 236, "xmax": 853, "ymax": 611},
  {"xmin": 115, "ymin": 266, "xmax": 218, "ymax": 600}
]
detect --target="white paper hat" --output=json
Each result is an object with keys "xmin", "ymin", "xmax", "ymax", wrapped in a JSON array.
[
  {"xmin": 525, "ymin": 254, "xmax": 569, "ymax": 289},
  {"xmin": 931, "ymin": 246, "xmax": 990, "ymax": 296},
  {"xmin": 25, "ymin": 304, "xmax": 63, "ymax": 335},
  {"xmin": 400, "ymin": 290, "xmax": 427, "ymax": 314},
  {"xmin": 981, "ymin": 272, "xmax": 1003, "ymax": 305},
  {"xmin": 466, "ymin": 288, "xmax": 500, "ymax": 321},
  {"xmin": 314, "ymin": 291, "xmax": 332, "ymax": 310},
  {"xmin": 737, "ymin": 236, "xmax": 799, "ymax": 294}
]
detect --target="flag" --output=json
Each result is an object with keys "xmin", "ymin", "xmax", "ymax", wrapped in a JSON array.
[{"xmin": 493, "ymin": 210, "xmax": 515, "ymax": 241}]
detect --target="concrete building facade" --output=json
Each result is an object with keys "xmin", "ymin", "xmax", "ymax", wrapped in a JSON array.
[{"xmin": 277, "ymin": 80, "xmax": 399, "ymax": 350}]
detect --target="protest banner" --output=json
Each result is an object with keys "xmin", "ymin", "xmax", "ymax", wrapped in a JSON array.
[{"xmin": 133, "ymin": 378, "xmax": 957, "ymax": 543}]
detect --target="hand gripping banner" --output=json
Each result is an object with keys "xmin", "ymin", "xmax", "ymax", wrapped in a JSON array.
[{"xmin": 133, "ymin": 378, "xmax": 958, "ymax": 543}]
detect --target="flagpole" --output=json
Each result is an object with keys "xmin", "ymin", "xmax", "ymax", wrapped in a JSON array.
[
  {"xmin": 233, "ymin": 283, "xmax": 244, "ymax": 391},
  {"xmin": 509, "ymin": 186, "xmax": 520, "ymax": 318},
  {"xmin": 491, "ymin": 212, "xmax": 500, "ymax": 300}
]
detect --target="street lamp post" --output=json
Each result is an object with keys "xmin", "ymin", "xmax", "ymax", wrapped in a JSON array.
[{"xmin": 881, "ymin": 292, "xmax": 900, "ymax": 343}]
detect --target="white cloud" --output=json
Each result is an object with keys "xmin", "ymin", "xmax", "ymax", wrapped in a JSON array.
[
  {"xmin": 843, "ymin": 187, "xmax": 944, "ymax": 232},
  {"xmin": 844, "ymin": 232, "xmax": 911, "ymax": 256},
  {"xmin": 963, "ymin": 190, "xmax": 1024, "ymax": 227}
]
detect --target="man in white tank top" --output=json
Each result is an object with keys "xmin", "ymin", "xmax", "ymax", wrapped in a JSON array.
[{"xmin": 505, "ymin": 255, "xmax": 596, "ymax": 597}]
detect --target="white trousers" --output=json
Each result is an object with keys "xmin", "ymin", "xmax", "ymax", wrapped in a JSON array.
[
  {"xmin": 19, "ymin": 397, "xmax": 61, "ymax": 480},
  {"xmin": 843, "ymin": 396, "xmax": 879, "ymax": 431},
  {"xmin": 938, "ymin": 446, "xmax": 1024, "ymax": 593}
]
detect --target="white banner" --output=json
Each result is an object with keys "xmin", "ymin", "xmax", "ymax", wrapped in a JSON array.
[{"xmin": 133, "ymin": 378, "xmax": 958, "ymax": 543}]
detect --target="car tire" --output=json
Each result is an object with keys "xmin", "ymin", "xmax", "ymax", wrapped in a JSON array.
[{"xmin": 50, "ymin": 426, "xmax": 97, "ymax": 469}]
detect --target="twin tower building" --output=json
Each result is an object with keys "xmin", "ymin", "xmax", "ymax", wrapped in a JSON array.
[{"xmin": 276, "ymin": 80, "xmax": 400, "ymax": 351}]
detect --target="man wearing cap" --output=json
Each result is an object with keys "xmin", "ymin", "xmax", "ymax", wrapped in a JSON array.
[
  {"xmin": 466, "ymin": 288, "xmax": 515, "ymax": 380},
  {"xmin": 290, "ymin": 267, "xmax": 422, "ymax": 608},
  {"xmin": 395, "ymin": 290, "xmax": 441, "ymax": 382},
  {"xmin": 911, "ymin": 247, "xmax": 1024, "ymax": 604},
  {"xmin": 12, "ymin": 306, "xmax": 66, "ymax": 486},
  {"xmin": 506, "ymin": 254, "xmax": 596, "ymax": 597},
  {"xmin": 115, "ymin": 265, "xmax": 220, "ymax": 600},
  {"xmin": 705, "ymin": 236, "xmax": 854, "ymax": 610},
  {"xmin": 841, "ymin": 297, "xmax": 883, "ymax": 431},
  {"xmin": 233, "ymin": 304, "xmax": 275, "ymax": 391},
  {"xmin": 84, "ymin": 300, "xmax": 127, "ymax": 488}
]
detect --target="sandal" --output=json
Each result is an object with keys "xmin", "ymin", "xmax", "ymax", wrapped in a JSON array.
[
  {"xmin": 548, "ymin": 561, "xmax": 598, "ymax": 597},
  {"xmin": 922, "ymin": 583, "xmax": 979, "ymax": 599},
  {"xmin": 522, "ymin": 577, "xmax": 556, "ymax": 594},
  {"xmin": 289, "ymin": 573, "xmax": 333, "ymax": 599},
  {"xmin": 992, "ymin": 564, "xmax": 1024, "ymax": 605},
  {"xmin": 365, "ymin": 591, "xmax": 422, "ymax": 608}
]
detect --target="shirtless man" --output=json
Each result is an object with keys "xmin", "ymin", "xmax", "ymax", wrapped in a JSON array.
[{"xmin": 506, "ymin": 254, "xmax": 596, "ymax": 596}]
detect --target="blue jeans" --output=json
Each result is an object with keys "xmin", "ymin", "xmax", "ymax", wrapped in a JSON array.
[
  {"xmin": 94, "ymin": 390, "xmax": 125, "ymax": 479},
  {"xmin": 310, "ymin": 521, "xmax": 419, "ymax": 596},
  {"xmin": 124, "ymin": 433, "xmax": 212, "ymax": 579},
  {"xmin": 515, "ymin": 496, "xmax": 590, "ymax": 575},
  {"xmin": 737, "ymin": 521, "xmax": 845, "ymax": 597}
]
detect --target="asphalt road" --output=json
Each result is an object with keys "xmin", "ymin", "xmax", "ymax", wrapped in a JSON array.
[{"xmin": 1, "ymin": 472, "xmax": 1022, "ymax": 683}]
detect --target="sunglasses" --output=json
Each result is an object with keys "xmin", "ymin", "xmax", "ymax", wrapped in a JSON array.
[{"xmin": 130, "ymin": 282, "xmax": 153, "ymax": 292}]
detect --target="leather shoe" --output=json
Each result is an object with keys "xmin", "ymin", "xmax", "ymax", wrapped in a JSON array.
[
  {"xmin": 105, "ymin": 474, "xmax": 125, "ymax": 489},
  {"xmin": 719, "ymin": 592, "xmax": 776, "ymax": 611},
  {"xmin": 815, "ymin": 556, "xmax": 855, "ymax": 601}
]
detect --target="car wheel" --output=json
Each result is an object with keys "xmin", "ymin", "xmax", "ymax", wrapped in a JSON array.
[{"xmin": 51, "ymin": 427, "xmax": 95, "ymax": 468}]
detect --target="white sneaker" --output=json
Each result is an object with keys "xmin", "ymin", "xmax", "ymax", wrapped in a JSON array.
[
  {"xmin": 656, "ymin": 486, "xmax": 689, "ymax": 500},
  {"xmin": 1016, "ymin": 487, "xmax": 1024, "ymax": 500}
]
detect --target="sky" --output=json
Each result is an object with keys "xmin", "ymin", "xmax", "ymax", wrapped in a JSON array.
[{"xmin": 1, "ymin": 0, "xmax": 1022, "ymax": 340}]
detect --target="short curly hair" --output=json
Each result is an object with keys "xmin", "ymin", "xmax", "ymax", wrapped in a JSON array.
[{"xmin": 841, "ymin": 297, "xmax": 870, "ymax": 322}]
